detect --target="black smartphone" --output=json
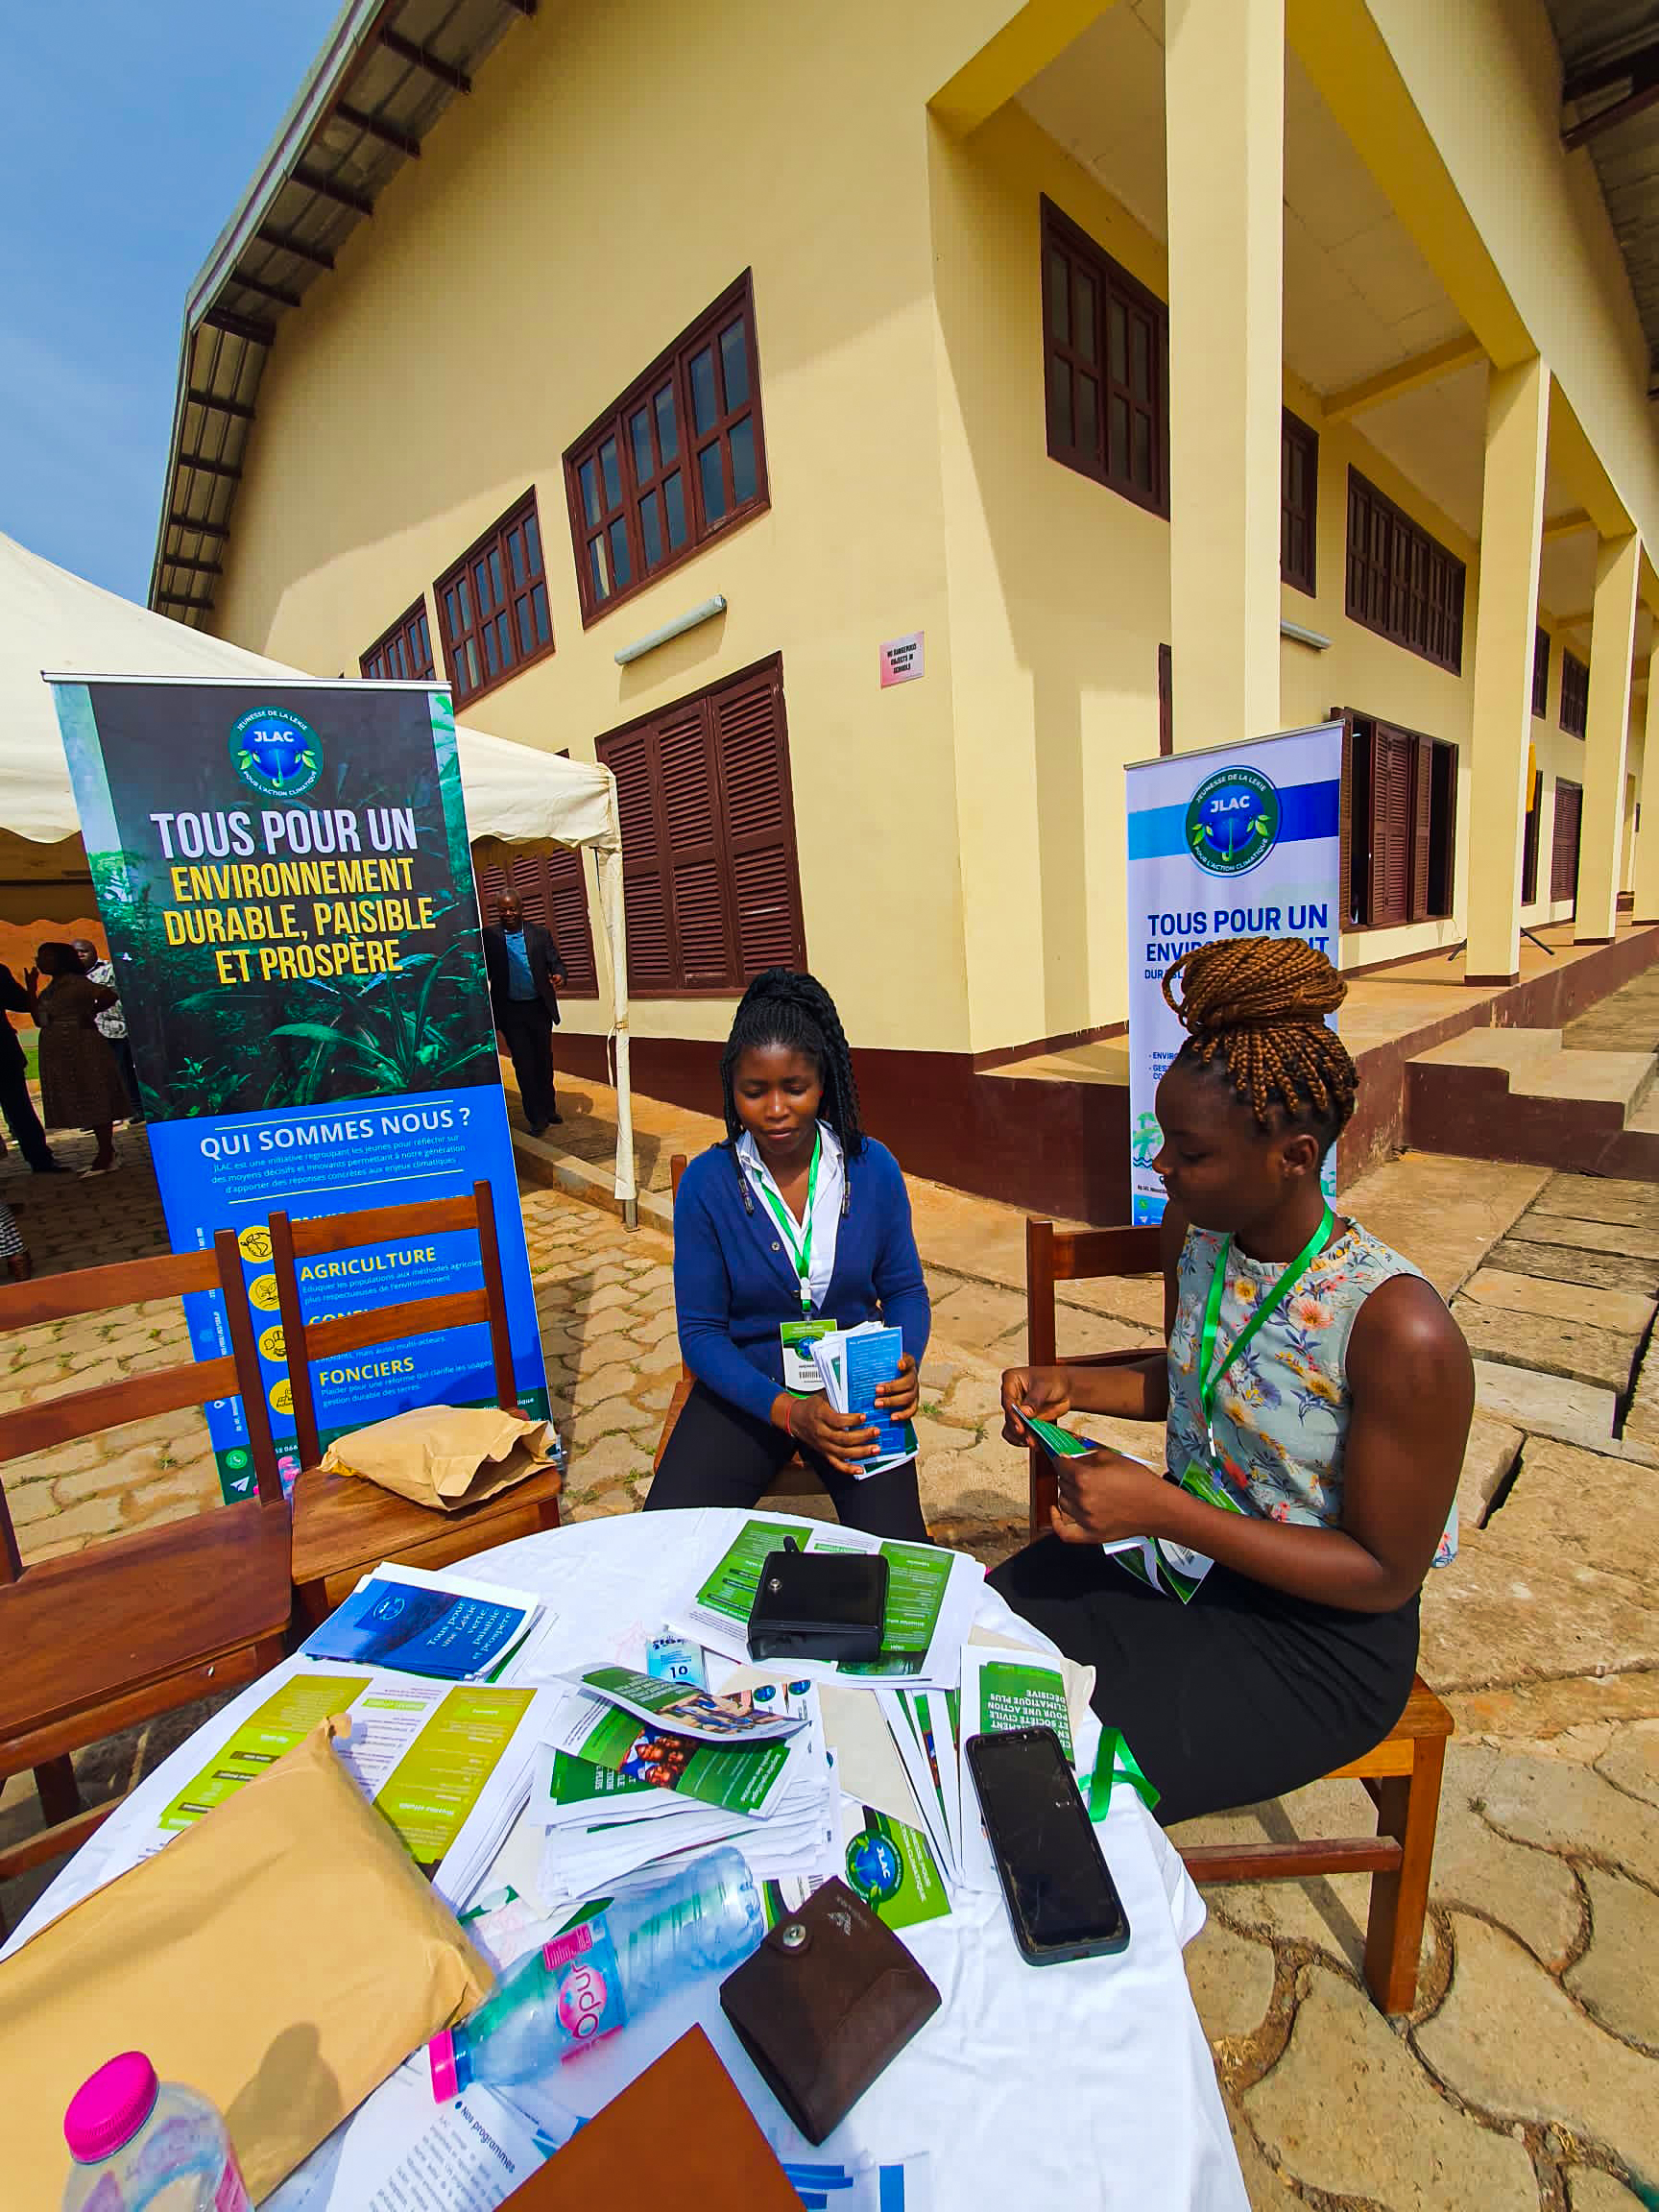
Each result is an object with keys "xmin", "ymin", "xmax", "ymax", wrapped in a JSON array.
[{"xmin": 966, "ymin": 1725, "xmax": 1131, "ymax": 1965}]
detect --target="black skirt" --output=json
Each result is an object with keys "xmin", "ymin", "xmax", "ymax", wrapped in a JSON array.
[{"xmin": 987, "ymin": 1538, "xmax": 1419, "ymax": 1826}]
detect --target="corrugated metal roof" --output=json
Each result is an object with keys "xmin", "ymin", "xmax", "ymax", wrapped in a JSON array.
[
  {"xmin": 149, "ymin": 0, "xmax": 535, "ymax": 626},
  {"xmin": 1548, "ymin": 0, "xmax": 1659, "ymax": 392}
]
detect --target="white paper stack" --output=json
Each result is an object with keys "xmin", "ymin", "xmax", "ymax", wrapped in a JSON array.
[{"xmin": 528, "ymin": 1667, "xmax": 839, "ymax": 1914}]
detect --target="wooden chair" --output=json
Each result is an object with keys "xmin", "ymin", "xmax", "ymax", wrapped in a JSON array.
[
  {"xmin": 1025, "ymin": 1214, "xmax": 1454, "ymax": 2015},
  {"xmin": 269, "ymin": 1180, "xmax": 562, "ymax": 1630},
  {"xmin": 652, "ymin": 1155, "xmax": 824, "ymax": 1503},
  {"xmin": 0, "ymin": 1238, "xmax": 291, "ymax": 1909}
]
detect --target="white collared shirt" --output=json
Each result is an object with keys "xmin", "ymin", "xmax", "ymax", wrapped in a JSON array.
[{"xmin": 736, "ymin": 1122, "xmax": 846, "ymax": 1310}]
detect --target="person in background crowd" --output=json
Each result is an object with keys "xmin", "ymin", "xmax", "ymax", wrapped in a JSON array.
[
  {"xmin": 647, "ymin": 968, "xmax": 930, "ymax": 1541},
  {"xmin": 0, "ymin": 1197, "xmax": 29, "ymax": 1280},
  {"xmin": 29, "ymin": 943, "xmax": 128, "ymax": 1178},
  {"xmin": 0, "ymin": 962, "xmax": 61, "ymax": 1172},
  {"xmin": 73, "ymin": 938, "xmax": 142, "ymax": 1124},
  {"xmin": 994, "ymin": 935, "xmax": 1473, "ymax": 1825},
  {"xmin": 482, "ymin": 890, "xmax": 566, "ymax": 1135}
]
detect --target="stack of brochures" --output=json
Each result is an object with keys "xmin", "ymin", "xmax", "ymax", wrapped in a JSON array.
[
  {"xmin": 805, "ymin": 1322, "xmax": 917, "ymax": 1475},
  {"xmin": 299, "ymin": 1561, "xmax": 547, "ymax": 1680},
  {"xmin": 530, "ymin": 1662, "xmax": 840, "ymax": 1914}
]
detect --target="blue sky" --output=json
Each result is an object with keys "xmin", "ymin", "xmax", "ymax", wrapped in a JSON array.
[{"xmin": 2, "ymin": 2, "xmax": 342, "ymax": 604}]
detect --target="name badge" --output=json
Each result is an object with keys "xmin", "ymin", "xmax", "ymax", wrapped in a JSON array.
[{"xmin": 781, "ymin": 1317, "xmax": 838, "ymax": 1393}]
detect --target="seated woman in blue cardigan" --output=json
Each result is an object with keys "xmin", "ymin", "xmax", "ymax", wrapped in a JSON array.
[{"xmin": 644, "ymin": 969, "xmax": 930, "ymax": 1541}]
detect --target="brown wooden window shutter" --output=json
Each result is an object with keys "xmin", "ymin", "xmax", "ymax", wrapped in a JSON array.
[
  {"xmin": 1408, "ymin": 736, "xmax": 1433, "ymax": 923},
  {"xmin": 596, "ymin": 656, "xmax": 805, "ymax": 997},
  {"xmin": 1157, "ymin": 644, "xmax": 1173, "ymax": 757},
  {"xmin": 361, "ymin": 597, "xmax": 436, "ymax": 683},
  {"xmin": 1343, "ymin": 469, "xmax": 1465, "ymax": 674},
  {"xmin": 1041, "ymin": 199, "xmax": 1168, "ymax": 517},
  {"xmin": 1551, "ymin": 780, "xmax": 1583, "ymax": 905},
  {"xmin": 565, "ymin": 274, "xmax": 769, "ymax": 627},
  {"xmin": 1531, "ymin": 628, "xmax": 1550, "ymax": 720},
  {"xmin": 434, "ymin": 493, "xmax": 554, "ymax": 709},
  {"xmin": 1337, "ymin": 711, "xmax": 1357, "ymax": 927},
  {"xmin": 1521, "ymin": 767, "xmax": 1542, "ymax": 904},
  {"xmin": 1560, "ymin": 651, "xmax": 1589, "ymax": 738},
  {"xmin": 1280, "ymin": 411, "xmax": 1318, "ymax": 595}
]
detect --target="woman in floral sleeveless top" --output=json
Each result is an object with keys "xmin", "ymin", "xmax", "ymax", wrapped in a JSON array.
[{"xmin": 993, "ymin": 937, "xmax": 1473, "ymax": 1825}]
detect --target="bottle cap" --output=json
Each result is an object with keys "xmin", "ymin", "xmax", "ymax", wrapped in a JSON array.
[
  {"xmin": 64, "ymin": 2053, "xmax": 159, "ymax": 2163},
  {"xmin": 427, "ymin": 2030, "xmax": 460, "ymax": 2103}
]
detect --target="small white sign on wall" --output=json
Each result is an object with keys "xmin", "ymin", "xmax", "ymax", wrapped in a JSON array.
[{"xmin": 879, "ymin": 631, "xmax": 925, "ymax": 687}]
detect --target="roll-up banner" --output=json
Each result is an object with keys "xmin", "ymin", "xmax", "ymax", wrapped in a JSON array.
[
  {"xmin": 50, "ymin": 677, "xmax": 548, "ymax": 1500},
  {"xmin": 1125, "ymin": 723, "xmax": 1344, "ymax": 1225}
]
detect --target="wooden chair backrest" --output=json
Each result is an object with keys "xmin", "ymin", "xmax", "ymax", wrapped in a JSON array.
[
  {"xmin": 1024, "ymin": 1218, "xmax": 1165, "ymax": 1538},
  {"xmin": 0, "ymin": 1237, "xmax": 282, "ymax": 1581},
  {"xmin": 267, "ymin": 1180, "xmax": 517, "ymax": 1470}
]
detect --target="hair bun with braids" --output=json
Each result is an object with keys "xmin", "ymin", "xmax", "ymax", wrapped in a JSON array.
[
  {"xmin": 719, "ymin": 968, "xmax": 866, "ymax": 1157},
  {"xmin": 1163, "ymin": 935, "xmax": 1357, "ymax": 1145}
]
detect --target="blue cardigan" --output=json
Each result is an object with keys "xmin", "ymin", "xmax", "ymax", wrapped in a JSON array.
[{"xmin": 673, "ymin": 1138, "xmax": 931, "ymax": 1427}]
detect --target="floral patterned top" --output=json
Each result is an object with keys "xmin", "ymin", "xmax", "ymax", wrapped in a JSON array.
[{"xmin": 1166, "ymin": 1217, "xmax": 1457, "ymax": 1563}]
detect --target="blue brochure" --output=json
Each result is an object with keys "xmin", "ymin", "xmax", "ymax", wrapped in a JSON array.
[{"xmin": 302, "ymin": 1571, "xmax": 536, "ymax": 1680}]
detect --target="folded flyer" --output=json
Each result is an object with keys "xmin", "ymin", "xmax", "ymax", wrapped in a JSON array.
[
  {"xmin": 1105, "ymin": 1459, "xmax": 1249, "ymax": 1601},
  {"xmin": 533, "ymin": 1682, "xmax": 797, "ymax": 1821},
  {"xmin": 957, "ymin": 1645, "xmax": 1077, "ymax": 1890},
  {"xmin": 149, "ymin": 1657, "xmax": 549, "ymax": 1903},
  {"xmin": 673, "ymin": 1516, "xmax": 982, "ymax": 1687},
  {"xmin": 763, "ymin": 1794, "xmax": 953, "ymax": 1936},
  {"xmin": 562, "ymin": 1663, "xmax": 807, "ymax": 1743},
  {"xmin": 807, "ymin": 1321, "xmax": 917, "ymax": 1473},
  {"xmin": 300, "ymin": 1561, "xmax": 542, "ymax": 1681}
]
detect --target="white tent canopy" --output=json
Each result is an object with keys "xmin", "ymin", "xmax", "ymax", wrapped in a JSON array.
[{"xmin": 0, "ymin": 529, "xmax": 634, "ymax": 1206}]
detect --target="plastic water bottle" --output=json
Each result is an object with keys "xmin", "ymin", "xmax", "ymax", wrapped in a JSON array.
[
  {"xmin": 428, "ymin": 1844, "xmax": 763, "ymax": 2097},
  {"xmin": 61, "ymin": 2052, "xmax": 251, "ymax": 2210}
]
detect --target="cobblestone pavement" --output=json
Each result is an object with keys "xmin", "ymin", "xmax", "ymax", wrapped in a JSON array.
[{"xmin": 5, "ymin": 1107, "xmax": 1659, "ymax": 2207}]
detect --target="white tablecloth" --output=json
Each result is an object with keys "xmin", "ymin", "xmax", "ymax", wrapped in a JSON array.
[{"xmin": 12, "ymin": 1510, "xmax": 1246, "ymax": 2210}]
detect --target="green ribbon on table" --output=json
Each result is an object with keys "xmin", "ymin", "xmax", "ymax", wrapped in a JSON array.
[{"xmin": 1089, "ymin": 1727, "xmax": 1161, "ymax": 1819}]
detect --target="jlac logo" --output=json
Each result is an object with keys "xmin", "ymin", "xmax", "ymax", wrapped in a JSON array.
[
  {"xmin": 1185, "ymin": 764, "xmax": 1281, "ymax": 878},
  {"xmin": 229, "ymin": 707, "xmax": 322, "ymax": 799}
]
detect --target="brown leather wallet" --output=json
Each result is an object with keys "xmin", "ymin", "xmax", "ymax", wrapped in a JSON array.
[{"xmin": 718, "ymin": 1877, "xmax": 941, "ymax": 2145}]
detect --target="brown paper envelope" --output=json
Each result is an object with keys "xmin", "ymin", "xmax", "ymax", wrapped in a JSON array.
[
  {"xmin": 322, "ymin": 1405, "xmax": 555, "ymax": 1511},
  {"xmin": 0, "ymin": 1719, "xmax": 491, "ymax": 2205}
]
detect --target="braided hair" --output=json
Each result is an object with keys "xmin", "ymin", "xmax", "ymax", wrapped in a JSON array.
[
  {"xmin": 720, "ymin": 969, "xmax": 866, "ymax": 1159},
  {"xmin": 1163, "ymin": 936, "xmax": 1358, "ymax": 1155}
]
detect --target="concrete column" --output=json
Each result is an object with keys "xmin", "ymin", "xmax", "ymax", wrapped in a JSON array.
[
  {"xmin": 1166, "ymin": 0, "xmax": 1283, "ymax": 750},
  {"xmin": 1630, "ymin": 662, "xmax": 1659, "ymax": 925},
  {"xmin": 1576, "ymin": 532, "xmax": 1641, "ymax": 943},
  {"xmin": 1465, "ymin": 358, "xmax": 1550, "ymax": 984}
]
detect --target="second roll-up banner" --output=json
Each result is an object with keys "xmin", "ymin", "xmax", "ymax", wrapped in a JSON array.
[
  {"xmin": 51, "ymin": 676, "xmax": 549, "ymax": 1500},
  {"xmin": 1124, "ymin": 723, "xmax": 1345, "ymax": 1226}
]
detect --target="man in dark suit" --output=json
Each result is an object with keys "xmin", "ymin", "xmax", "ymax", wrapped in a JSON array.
[
  {"xmin": 0, "ymin": 965, "xmax": 60, "ymax": 1171},
  {"xmin": 482, "ymin": 891, "xmax": 567, "ymax": 1134}
]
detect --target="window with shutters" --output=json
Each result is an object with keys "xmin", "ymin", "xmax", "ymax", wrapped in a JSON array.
[
  {"xmin": 1281, "ymin": 411, "xmax": 1318, "ymax": 595},
  {"xmin": 1560, "ymin": 650, "xmax": 1589, "ymax": 737},
  {"xmin": 361, "ymin": 597, "xmax": 436, "ymax": 683},
  {"xmin": 1521, "ymin": 763, "xmax": 1543, "ymax": 905},
  {"xmin": 1340, "ymin": 712, "xmax": 1455, "ymax": 927},
  {"xmin": 1344, "ymin": 469, "xmax": 1465, "ymax": 674},
  {"xmin": 472, "ymin": 844, "xmax": 599, "ymax": 999},
  {"xmin": 595, "ymin": 656, "xmax": 805, "ymax": 996},
  {"xmin": 1041, "ymin": 200, "xmax": 1167, "ymax": 517},
  {"xmin": 434, "ymin": 493, "xmax": 554, "ymax": 709},
  {"xmin": 565, "ymin": 274, "xmax": 768, "ymax": 626},
  {"xmin": 1532, "ymin": 628, "xmax": 1551, "ymax": 720},
  {"xmin": 1551, "ymin": 779, "xmax": 1583, "ymax": 906}
]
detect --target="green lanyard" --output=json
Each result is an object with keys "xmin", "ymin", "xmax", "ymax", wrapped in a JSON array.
[
  {"xmin": 1196, "ymin": 1203, "xmax": 1334, "ymax": 1442},
  {"xmin": 754, "ymin": 1131, "xmax": 821, "ymax": 1316}
]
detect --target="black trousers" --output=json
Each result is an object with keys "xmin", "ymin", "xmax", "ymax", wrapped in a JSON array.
[
  {"xmin": 645, "ymin": 1380, "xmax": 930, "ymax": 1543},
  {"xmin": 0, "ymin": 1054, "xmax": 53, "ymax": 1168},
  {"xmin": 988, "ymin": 1539, "xmax": 1419, "ymax": 1826},
  {"xmin": 498, "ymin": 999, "xmax": 558, "ymax": 1130}
]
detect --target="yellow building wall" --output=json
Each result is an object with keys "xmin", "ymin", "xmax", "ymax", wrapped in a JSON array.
[{"xmin": 205, "ymin": 0, "xmax": 1063, "ymax": 1061}]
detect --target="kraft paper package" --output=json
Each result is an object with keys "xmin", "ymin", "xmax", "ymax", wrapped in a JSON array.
[
  {"xmin": 320, "ymin": 1404, "xmax": 557, "ymax": 1511},
  {"xmin": 0, "ymin": 1718, "xmax": 492, "ymax": 2206}
]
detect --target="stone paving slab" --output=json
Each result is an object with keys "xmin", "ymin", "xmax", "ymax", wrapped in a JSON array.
[
  {"xmin": 1529, "ymin": 1176, "xmax": 1659, "ymax": 1227},
  {"xmin": 1504, "ymin": 1212, "xmax": 1659, "ymax": 1261},
  {"xmin": 1458, "ymin": 1265, "xmax": 1657, "ymax": 1339},
  {"xmin": 1470, "ymin": 1358, "xmax": 1617, "ymax": 1449},
  {"xmin": 1450, "ymin": 1301, "xmax": 1641, "ymax": 1393},
  {"xmin": 1486, "ymin": 1237, "xmax": 1659, "ymax": 1294}
]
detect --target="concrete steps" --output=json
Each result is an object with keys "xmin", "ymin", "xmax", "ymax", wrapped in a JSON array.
[{"xmin": 1406, "ymin": 1027, "xmax": 1659, "ymax": 1177}]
